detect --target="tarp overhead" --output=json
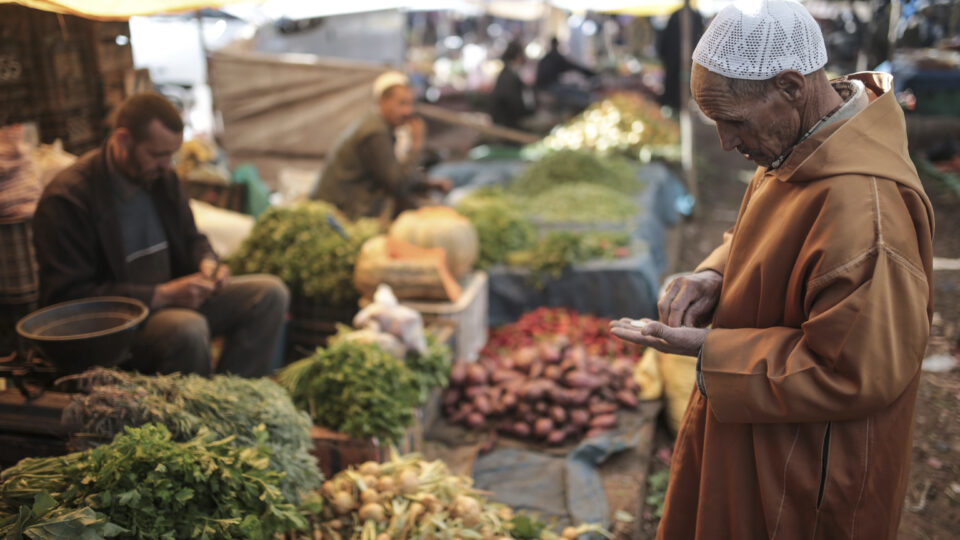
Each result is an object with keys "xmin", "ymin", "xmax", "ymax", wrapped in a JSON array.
[
  {"xmin": 2, "ymin": 0, "xmax": 716, "ymax": 21},
  {"xmin": 0, "ymin": 0, "xmax": 252, "ymax": 20},
  {"xmin": 208, "ymin": 49, "xmax": 385, "ymax": 161}
]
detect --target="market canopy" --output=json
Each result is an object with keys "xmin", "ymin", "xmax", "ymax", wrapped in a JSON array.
[
  {"xmin": 1, "ymin": 0, "xmax": 716, "ymax": 20},
  {"xmin": 0, "ymin": 0, "xmax": 253, "ymax": 19}
]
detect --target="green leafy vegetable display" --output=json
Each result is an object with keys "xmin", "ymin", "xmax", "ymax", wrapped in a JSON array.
[
  {"xmin": 329, "ymin": 325, "xmax": 453, "ymax": 407},
  {"xmin": 511, "ymin": 150, "xmax": 640, "ymax": 196},
  {"xmin": 404, "ymin": 332, "xmax": 453, "ymax": 405},
  {"xmin": 527, "ymin": 183, "xmax": 642, "ymax": 224},
  {"xmin": 278, "ymin": 341, "xmax": 422, "ymax": 443},
  {"xmin": 0, "ymin": 424, "xmax": 306, "ymax": 539},
  {"xmin": 507, "ymin": 231, "xmax": 632, "ymax": 287},
  {"xmin": 60, "ymin": 368, "xmax": 321, "ymax": 504},
  {"xmin": 456, "ymin": 188, "xmax": 635, "ymax": 286},
  {"xmin": 228, "ymin": 201, "xmax": 379, "ymax": 307},
  {"xmin": 455, "ymin": 188, "xmax": 536, "ymax": 268}
]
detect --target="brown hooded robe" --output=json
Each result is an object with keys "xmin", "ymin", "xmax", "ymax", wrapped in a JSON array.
[{"xmin": 658, "ymin": 72, "xmax": 935, "ymax": 540}]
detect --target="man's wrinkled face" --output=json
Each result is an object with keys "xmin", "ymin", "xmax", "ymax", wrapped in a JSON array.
[
  {"xmin": 115, "ymin": 119, "xmax": 182, "ymax": 186},
  {"xmin": 691, "ymin": 64, "xmax": 800, "ymax": 168},
  {"xmin": 378, "ymin": 85, "xmax": 416, "ymax": 128}
]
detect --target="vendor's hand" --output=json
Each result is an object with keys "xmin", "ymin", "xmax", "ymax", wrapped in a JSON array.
[
  {"xmin": 199, "ymin": 258, "xmax": 231, "ymax": 293},
  {"xmin": 427, "ymin": 177, "xmax": 453, "ymax": 193},
  {"xmin": 610, "ymin": 318, "xmax": 709, "ymax": 357},
  {"xmin": 152, "ymin": 273, "xmax": 215, "ymax": 309},
  {"xmin": 659, "ymin": 270, "xmax": 723, "ymax": 328},
  {"xmin": 407, "ymin": 116, "xmax": 426, "ymax": 150}
]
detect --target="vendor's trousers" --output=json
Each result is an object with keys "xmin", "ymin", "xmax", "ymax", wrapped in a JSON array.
[{"xmin": 124, "ymin": 274, "xmax": 289, "ymax": 377}]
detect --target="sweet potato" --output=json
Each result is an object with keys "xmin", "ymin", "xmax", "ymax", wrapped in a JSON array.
[
  {"xmin": 521, "ymin": 379, "xmax": 555, "ymax": 401},
  {"xmin": 474, "ymin": 395, "xmax": 492, "ymax": 415},
  {"xmin": 549, "ymin": 405, "xmax": 567, "ymax": 424},
  {"xmin": 450, "ymin": 362, "xmax": 469, "ymax": 386},
  {"xmin": 512, "ymin": 422, "xmax": 531, "ymax": 438},
  {"xmin": 512, "ymin": 346, "xmax": 539, "ymax": 372},
  {"xmin": 534, "ymin": 401, "xmax": 548, "ymax": 414},
  {"xmin": 546, "ymin": 430, "xmax": 567, "ymax": 446},
  {"xmin": 584, "ymin": 427, "xmax": 609, "ymax": 439},
  {"xmin": 616, "ymin": 389, "xmax": 639, "ymax": 408},
  {"xmin": 569, "ymin": 408, "xmax": 590, "ymax": 427},
  {"xmin": 543, "ymin": 365, "xmax": 563, "ymax": 381},
  {"xmin": 491, "ymin": 369, "xmax": 524, "ymax": 384},
  {"xmin": 465, "ymin": 412, "xmax": 485, "ymax": 428},
  {"xmin": 501, "ymin": 392, "xmax": 519, "ymax": 410},
  {"xmin": 589, "ymin": 401, "xmax": 618, "ymax": 416},
  {"xmin": 529, "ymin": 361, "xmax": 545, "ymax": 379},
  {"xmin": 442, "ymin": 388, "xmax": 461, "ymax": 407},
  {"xmin": 464, "ymin": 385, "xmax": 489, "ymax": 399},
  {"xmin": 466, "ymin": 363, "xmax": 489, "ymax": 385},
  {"xmin": 538, "ymin": 341, "xmax": 563, "ymax": 364},
  {"xmin": 564, "ymin": 370, "xmax": 603, "ymax": 389},
  {"xmin": 589, "ymin": 413, "xmax": 617, "ymax": 428},
  {"xmin": 534, "ymin": 417, "xmax": 554, "ymax": 438}
]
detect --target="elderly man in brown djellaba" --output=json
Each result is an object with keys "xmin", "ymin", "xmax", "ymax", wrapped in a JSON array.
[{"xmin": 611, "ymin": 1, "xmax": 934, "ymax": 538}]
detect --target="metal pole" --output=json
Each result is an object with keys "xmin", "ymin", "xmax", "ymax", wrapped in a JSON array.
[
  {"xmin": 680, "ymin": 0, "xmax": 697, "ymax": 207},
  {"xmin": 888, "ymin": 0, "xmax": 900, "ymax": 58}
]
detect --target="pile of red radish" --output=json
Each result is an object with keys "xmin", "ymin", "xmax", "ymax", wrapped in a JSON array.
[{"xmin": 442, "ymin": 308, "xmax": 644, "ymax": 445}]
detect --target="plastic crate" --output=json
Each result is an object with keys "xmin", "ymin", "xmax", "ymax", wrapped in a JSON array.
[{"xmin": 401, "ymin": 271, "xmax": 488, "ymax": 362}]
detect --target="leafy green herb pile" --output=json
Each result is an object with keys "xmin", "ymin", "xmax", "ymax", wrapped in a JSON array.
[
  {"xmin": 0, "ymin": 423, "xmax": 306, "ymax": 539},
  {"xmin": 511, "ymin": 150, "xmax": 640, "ymax": 196},
  {"xmin": 507, "ymin": 231, "xmax": 631, "ymax": 287},
  {"xmin": 329, "ymin": 325, "xmax": 453, "ymax": 407},
  {"xmin": 60, "ymin": 368, "xmax": 321, "ymax": 505},
  {"xmin": 527, "ymin": 183, "xmax": 641, "ymax": 224},
  {"xmin": 403, "ymin": 332, "xmax": 452, "ymax": 405},
  {"xmin": 228, "ymin": 201, "xmax": 379, "ymax": 307},
  {"xmin": 456, "ymin": 188, "xmax": 635, "ymax": 286},
  {"xmin": 279, "ymin": 340, "xmax": 434, "ymax": 443},
  {"xmin": 455, "ymin": 188, "xmax": 536, "ymax": 268}
]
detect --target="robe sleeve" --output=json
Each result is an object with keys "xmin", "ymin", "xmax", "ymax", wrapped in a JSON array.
[
  {"xmin": 694, "ymin": 229, "xmax": 732, "ymax": 276},
  {"xmin": 700, "ymin": 244, "xmax": 930, "ymax": 423}
]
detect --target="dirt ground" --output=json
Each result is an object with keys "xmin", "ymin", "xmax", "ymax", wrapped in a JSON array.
[{"xmin": 636, "ymin": 111, "xmax": 960, "ymax": 539}]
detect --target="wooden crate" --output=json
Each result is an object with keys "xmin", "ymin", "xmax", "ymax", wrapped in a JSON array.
[
  {"xmin": 0, "ymin": 387, "xmax": 71, "ymax": 469},
  {"xmin": 181, "ymin": 179, "xmax": 246, "ymax": 213}
]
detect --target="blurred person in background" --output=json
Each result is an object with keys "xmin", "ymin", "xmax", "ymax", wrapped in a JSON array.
[
  {"xmin": 310, "ymin": 71, "xmax": 451, "ymax": 221},
  {"xmin": 535, "ymin": 37, "xmax": 596, "ymax": 113},
  {"xmin": 489, "ymin": 41, "xmax": 536, "ymax": 130}
]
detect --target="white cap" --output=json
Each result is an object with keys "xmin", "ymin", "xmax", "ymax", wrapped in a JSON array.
[
  {"xmin": 692, "ymin": 0, "xmax": 827, "ymax": 81},
  {"xmin": 373, "ymin": 71, "xmax": 410, "ymax": 99}
]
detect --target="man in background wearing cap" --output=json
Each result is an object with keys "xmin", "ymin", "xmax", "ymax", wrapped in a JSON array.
[
  {"xmin": 611, "ymin": 1, "xmax": 933, "ymax": 537},
  {"xmin": 309, "ymin": 71, "xmax": 451, "ymax": 220}
]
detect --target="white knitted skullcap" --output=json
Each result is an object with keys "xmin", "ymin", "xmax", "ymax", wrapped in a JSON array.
[
  {"xmin": 373, "ymin": 71, "xmax": 410, "ymax": 99},
  {"xmin": 692, "ymin": 0, "xmax": 827, "ymax": 80}
]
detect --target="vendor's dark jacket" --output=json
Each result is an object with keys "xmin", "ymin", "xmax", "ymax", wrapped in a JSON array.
[
  {"xmin": 33, "ymin": 143, "xmax": 214, "ymax": 307},
  {"xmin": 309, "ymin": 109, "xmax": 425, "ymax": 220}
]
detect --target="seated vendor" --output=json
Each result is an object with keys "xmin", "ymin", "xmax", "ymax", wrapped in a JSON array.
[
  {"xmin": 33, "ymin": 93, "xmax": 288, "ymax": 377},
  {"xmin": 308, "ymin": 71, "xmax": 451, "ymax": 220}
]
